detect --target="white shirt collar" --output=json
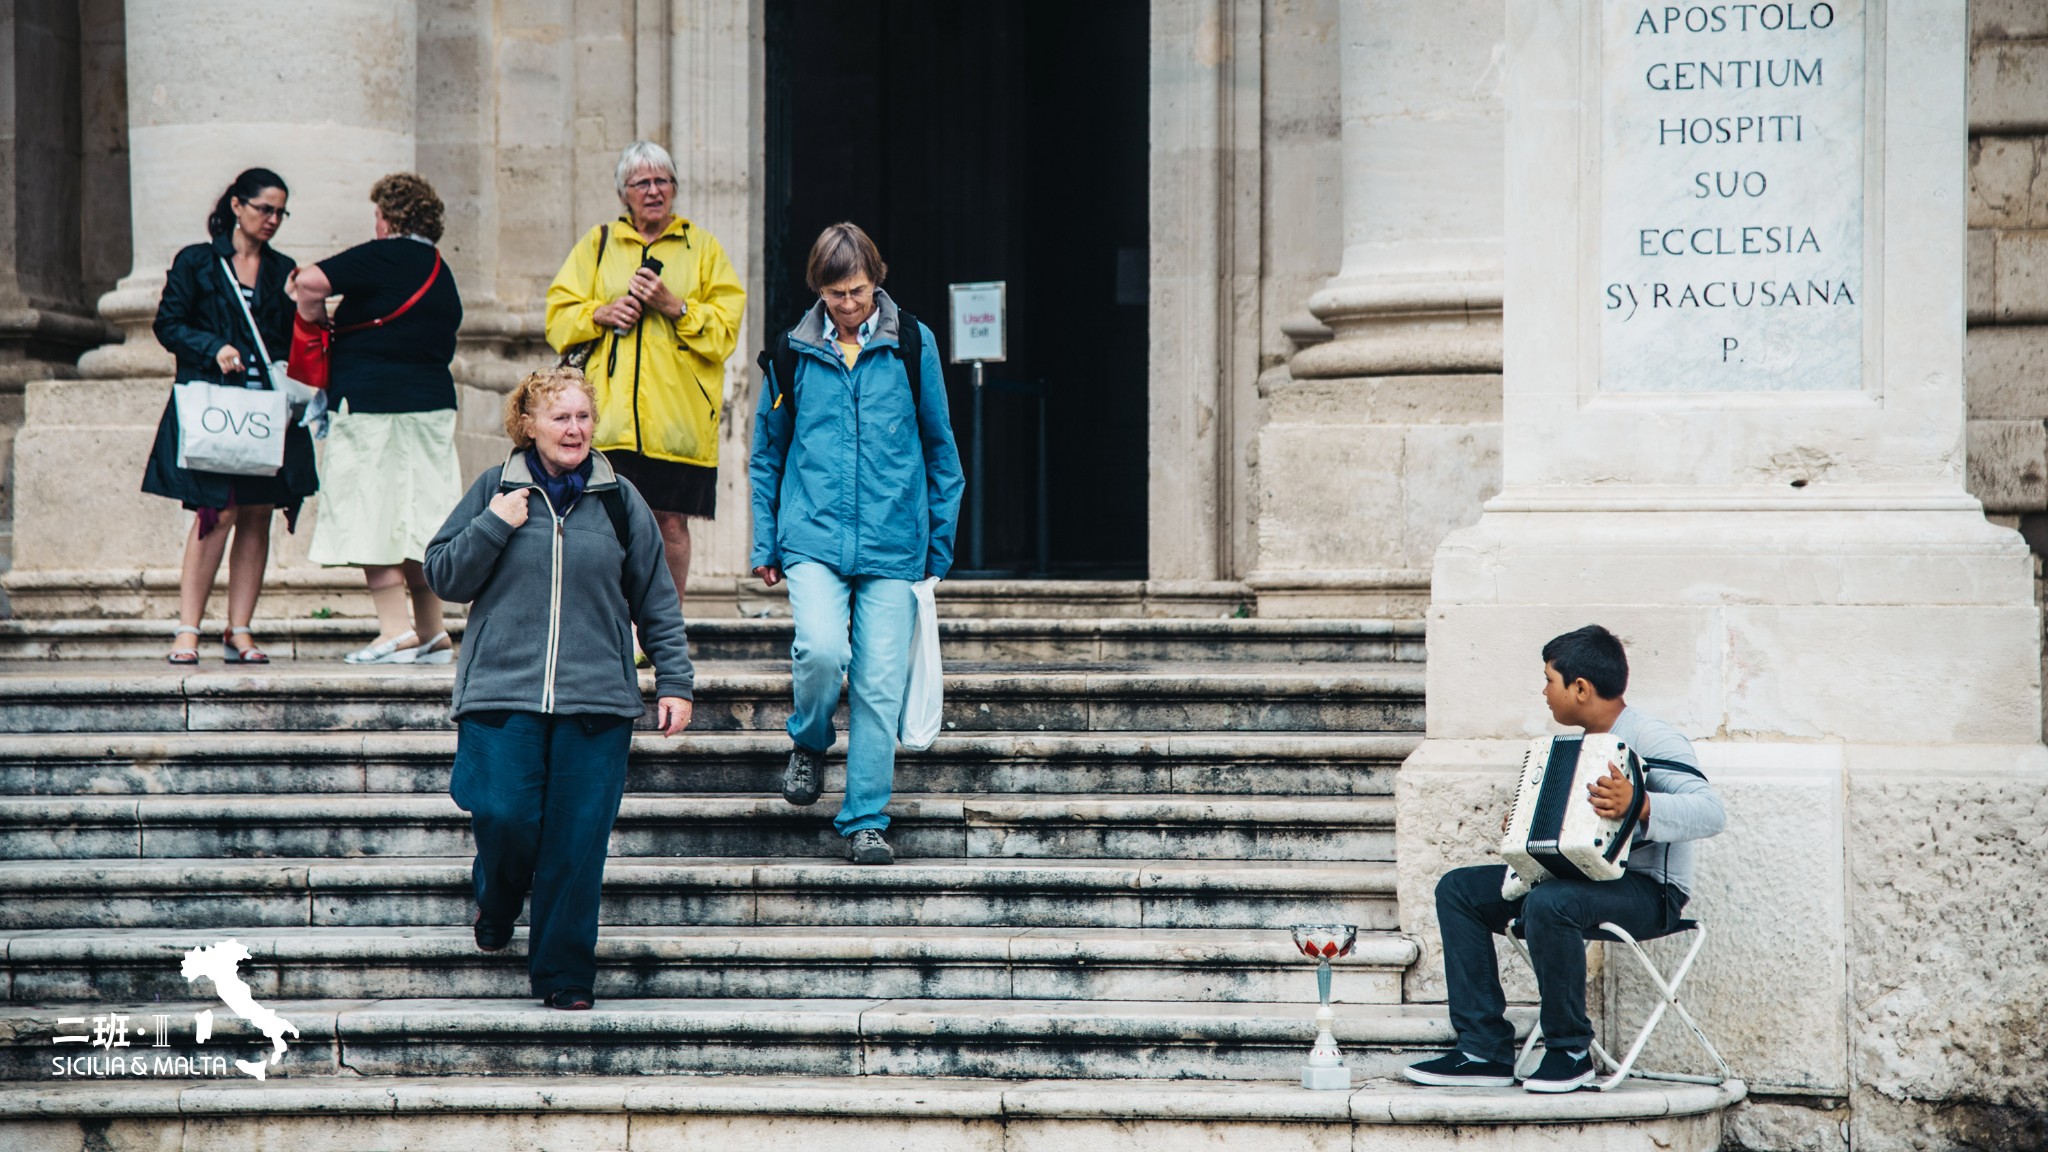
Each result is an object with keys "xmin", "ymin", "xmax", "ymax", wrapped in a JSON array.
[{"xmin": 830, "ymin": 307, "xmax": 880, "ymax": 349}]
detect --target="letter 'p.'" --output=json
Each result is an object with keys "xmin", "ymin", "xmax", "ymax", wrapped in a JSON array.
[{"xmin": 1721, "ymin": 337, "xmax": 1739, "ymax": 362}]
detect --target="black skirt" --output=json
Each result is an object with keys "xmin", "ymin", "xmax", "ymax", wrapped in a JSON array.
[{"xmin": 604, "ymin": 449, "xmax": 717, "ymax": 518}]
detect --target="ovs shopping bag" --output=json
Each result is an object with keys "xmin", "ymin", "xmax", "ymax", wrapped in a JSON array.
[
  {"xmin": 898, "ymin": 577, "xmax": 943, "ymax": 751},
  {"xmin": 173, "ymin": 381, "xmax": 287, "ymax": 476}
]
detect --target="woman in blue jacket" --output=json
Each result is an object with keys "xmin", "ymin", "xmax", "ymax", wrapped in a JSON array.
[{"xmin": 748, "ymin": 223, "xmax": 964, "ymax": 865}]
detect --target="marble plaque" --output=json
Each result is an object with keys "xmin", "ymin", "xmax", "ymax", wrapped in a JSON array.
[{"xmin": 1600, "ymin": 2, "xmax": 1865, "ymax": 391}]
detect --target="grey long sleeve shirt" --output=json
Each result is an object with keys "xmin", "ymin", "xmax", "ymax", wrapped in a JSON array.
[{"xmin": 1607, "ymin": 706, "xmax": 1726, "ymax": 897}]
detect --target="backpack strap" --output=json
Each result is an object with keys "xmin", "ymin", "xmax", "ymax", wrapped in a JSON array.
[
  {"xmin": 756, "ymin": 328, "xmax": 800, "ymax": 415},
  {"xmin": 598, "ymin": 485, "xmax": 632, "ymax": 552},
  {"xmin": 895, "ymin": 309, "xmax": 923, "ymax": 411}
]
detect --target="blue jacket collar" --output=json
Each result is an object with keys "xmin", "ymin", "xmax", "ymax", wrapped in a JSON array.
[{"xmin": 791, "ymin": 290, "xmax": 902, "ymax": 359}]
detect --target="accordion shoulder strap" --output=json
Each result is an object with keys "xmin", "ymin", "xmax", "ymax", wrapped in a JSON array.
[{"xmin": 1641, "ymin": 756, "xmax": 1707, "ymax": 781}]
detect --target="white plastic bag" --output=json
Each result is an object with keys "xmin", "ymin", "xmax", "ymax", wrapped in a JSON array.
[
  {"xmin": 173, "ymin": 380, "xmax": 288, "ymax": 476},
  {"xmin": 898, "ymin": 576, "xmax": 943, "ymax": 750}
]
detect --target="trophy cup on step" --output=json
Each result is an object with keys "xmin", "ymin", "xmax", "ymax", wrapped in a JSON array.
[{"xmin": 1290, "ymin": 923, "xmax": 1358, "ymax": 1090}]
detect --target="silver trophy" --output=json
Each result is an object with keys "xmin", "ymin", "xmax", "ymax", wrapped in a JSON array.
[{"xmin": 1290, "ymin": 923, "xmax": 1358, "ymax": 1090}]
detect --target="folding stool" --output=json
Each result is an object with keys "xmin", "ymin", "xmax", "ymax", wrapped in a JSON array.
[{"xmin": 1503, "ymin": 916, "xmax": 1733, "ymax": 1092}]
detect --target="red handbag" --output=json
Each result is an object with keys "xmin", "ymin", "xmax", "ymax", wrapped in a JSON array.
[{"xmin": 288, "ymin": 250, "xmax": 443, "ymax": 390}]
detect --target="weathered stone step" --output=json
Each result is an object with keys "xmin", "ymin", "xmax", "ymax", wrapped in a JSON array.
[
  {"xmin": 0, "ymin": 792, "xmax": 1396, "ymax": 863},
  {"xmin": 1, "ymin": 925, "xmax": 1421, "ymax": 1005},
  {"xmin": 0, "ymin": 996, "xmax": 1507, "ymax": 1081},
  {"xmin": 0, "ymin": 857, "xmax": 1400, "ymax": 933},
  {"xmin": 0, "ymin": 1074, "xmax": 1748, "ymax": 1152},
  {"xmin": 0, "ymin": 616, "xmax": 1424, "ymax": 664},
  {"xmin": 0, "ymin": 730, "xmax": 1416, "ymax": 796},
  {"xmin": 0, "ymin": 662, "xmax": 1423, "ymax": 734}
]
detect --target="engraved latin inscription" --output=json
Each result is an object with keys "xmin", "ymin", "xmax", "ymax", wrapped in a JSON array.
[{"xmin": 1600, "ymin": 2, "xmax": 1864, "ymax": 391}]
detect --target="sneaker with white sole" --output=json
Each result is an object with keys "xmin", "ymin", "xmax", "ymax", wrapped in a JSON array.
[
  {"xmin": 1402, "ymin": 1051, "xmax": 1518, "ymax": 1088},
  {"xmin": 1522, "ymin": 1047, "xmax": 1595, "ymax": 1093}
]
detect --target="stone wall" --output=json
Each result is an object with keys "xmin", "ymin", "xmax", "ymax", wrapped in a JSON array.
[{"xmin": 1967, "ymin": 3, "xmax": 2048, "ymax": 747}]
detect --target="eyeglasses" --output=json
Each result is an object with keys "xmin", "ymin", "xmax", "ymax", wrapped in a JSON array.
[
  {"xmin": 243, "ymin": 204, "xmax": 289, "ymax": 220},
  {"xmin": 825, "ymin": 285, "xmax": 873, "ymax": 303},
  {"xmin": 625, "ymin": 177, "xmax": 675, "ymax": 193}
]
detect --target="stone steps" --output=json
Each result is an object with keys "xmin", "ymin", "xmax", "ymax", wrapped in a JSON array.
[
  {"xmin": 0, "ymin": 1075, "xmax": 1746, "ymax": 1151},
  {"xmin": 0, "ymin": 730, "xmax": 1415, "ymax": 796},
  {"xmin": 0, "ymin": 856, "xmax": 1401, "ymax": 933},
  {"xmin": 0, "ymin": 616, "xmax": 1425, "ymax": 664},
  {"xmin": 0, "ymin": 618, "xmax": 1447, "ymax": 1096},
  {"xmin": 0, "ymin": 925, "xmax": 1420, "ymax": 1004},
  {"xmin": 0, "ymin": 996, "xmax": 1503, "ymax": 1081},
  {"xmin": 0, "ymin": 792, "xmax": 1398, "ymax": 862},
  {"xmin": 0, "ymin": 661, "xmax": 1424, "ymax": 734}
]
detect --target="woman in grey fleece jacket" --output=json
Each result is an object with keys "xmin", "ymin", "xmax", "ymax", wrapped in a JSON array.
[{"xmin": 424, "ymin": 367, "xmax": 693, "ymax": 1010}]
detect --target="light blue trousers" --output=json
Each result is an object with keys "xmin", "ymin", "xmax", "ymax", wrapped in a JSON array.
[{"xmin": 785, "ymin": 560, "xmax": 915, "ymax": 835}]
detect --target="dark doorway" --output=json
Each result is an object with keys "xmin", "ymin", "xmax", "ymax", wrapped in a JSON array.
[{"xmin": 764, "ymin": 0, "xmax": 1149, "ymax": 578}]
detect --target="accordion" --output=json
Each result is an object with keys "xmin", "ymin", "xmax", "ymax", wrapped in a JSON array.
[{"xmin": 1498, "ymin": 733, "xmax": 1647, "ymax": 901}]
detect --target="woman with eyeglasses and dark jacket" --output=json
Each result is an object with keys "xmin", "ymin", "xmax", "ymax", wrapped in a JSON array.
[{"xmin": 142, "ymin": 166, "xmax": 320, "ymax": 665}]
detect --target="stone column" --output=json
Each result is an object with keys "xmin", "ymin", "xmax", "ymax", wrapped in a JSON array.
[
  {"xmin": 1249, "ymin": 0, "xmax": 1505, "ymax": 617},
  {"xmin": 77, "ymin": 0, "xmax": 417, "ymax": 379},
  {"xmin": 1148, "ymin": 0, "xmax": 1262, "ymax": 592},
  {"xmin": 1398, "ymin": 3, "xmax": 2048, "ymax": 1146},
  {"xmin": 670, "ymin": 0, "xmax": 764, "ymax": 590},
  {"xmin": 7, "ymin": 1, "xmax": 416, "ymax": 616}
]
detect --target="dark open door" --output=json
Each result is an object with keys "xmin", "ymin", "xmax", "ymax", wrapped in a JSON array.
[{"xmin": 765, "ymin": 0, "xmax": 1148, "ymax": 577}]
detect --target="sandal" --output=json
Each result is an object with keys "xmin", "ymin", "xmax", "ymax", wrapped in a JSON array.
[
  {"xmin": 167, "ymin": 625, "xmax": 201, "ymax": 666},
  {"xmin": 343, "ymin": 630, "xmax": 419, "ymax": 665},
  {"xmin": 222, "ymin": 626, "xmax": 270, "ymax": 664},
  {"xmin": 411, "ymin": 631, "xmax": 454, "ymax": 666}
]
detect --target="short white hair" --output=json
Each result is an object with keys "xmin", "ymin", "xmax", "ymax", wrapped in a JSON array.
[{"xmin": 615, "ymin": 141, "xmax": 679, "ymax": 199}]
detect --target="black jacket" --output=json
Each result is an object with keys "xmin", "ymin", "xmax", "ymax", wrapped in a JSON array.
[
  {"xmin": 154, "ymin": 233, "xmax": 297, "ymax": 382},
  {"xmin": 141, "ymin": 233, "xmax": 319, "ymax": 512}
]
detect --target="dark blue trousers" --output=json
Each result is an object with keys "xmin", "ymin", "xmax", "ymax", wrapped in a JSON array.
[
  {"xmin": 1435, "ymin": 864, "xmax": 1679, "ymax": 1063},
  {"xmin": 450, "ymin": 710, "xmax": 633, "ymax": 998}
]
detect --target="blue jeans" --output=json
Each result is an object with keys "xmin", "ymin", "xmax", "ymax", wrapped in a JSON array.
[
  {"xmin": 1435, "ymin": 864, "xmax": 1681, "ymax": 1063},
  {"xmin": 450, "ymin": 710, "xmax": 633, "ymax": 997},
  {"xmin": 785, "ymin": 560, "xmax": 915, "ymax": 836}
]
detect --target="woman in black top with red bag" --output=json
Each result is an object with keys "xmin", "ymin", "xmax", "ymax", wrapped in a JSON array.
[
  {"xmin": 291, "ymin": 173, "xmax": 465, "ymax": 665},
  {"xmin": 142, "ymin": 167, "xmax": 319, "ymax": 665}
]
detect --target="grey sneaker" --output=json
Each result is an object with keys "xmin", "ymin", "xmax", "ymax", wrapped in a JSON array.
[
  {"xmin": 847, "ymin": 828, "xmax": 895, "ymax": 865},
  {"xmin": 782, "ymin": 745, "xmax": 825, "ymax": 806}
]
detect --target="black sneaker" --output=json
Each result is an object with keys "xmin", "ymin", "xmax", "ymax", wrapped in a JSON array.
[
  {"xmin": 1523, "ymin": 1047, "xmax": 1595, "ymax": 1093},
  {"xmin": 847, "ymin": 828, "xmax": 895, "ymax": 865},
  {"xmin": 544, "ymin": 987, "xmax": 594, "ymax": 1011},
  {"xmin": 472, "ymin": 908, "xmax": 512, "ymax": 953},
  {"xmin": 1402, "ymin": 1051, "xmax": 1518, "ymax": 1087},
  {"xmin": 782, "ymin": 746, "xmax": 825, "ymax": 806}
]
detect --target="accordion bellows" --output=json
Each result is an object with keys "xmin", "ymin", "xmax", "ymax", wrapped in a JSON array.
[{"xmin": 1499, "ymin": 733, "xmax": 1647, "ymax": 901}]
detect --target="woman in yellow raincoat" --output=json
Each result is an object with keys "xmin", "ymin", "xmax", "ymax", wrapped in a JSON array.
[{"xmin": 545, "ymin": 140, "xmax": 746, "ymax": 605}]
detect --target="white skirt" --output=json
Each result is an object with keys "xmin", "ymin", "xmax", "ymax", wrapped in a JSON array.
[{"xmin": 308, "ymin": 403, "xmax": 463, "ymax": 567}]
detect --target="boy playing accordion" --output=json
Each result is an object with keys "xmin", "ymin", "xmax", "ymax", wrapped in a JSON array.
[{"xmin": 1404, "ymin": 624, "xmax": 1726, "ymax": 1092}]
